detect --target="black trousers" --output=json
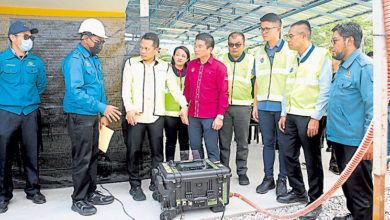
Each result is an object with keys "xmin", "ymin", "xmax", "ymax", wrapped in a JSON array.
[
  {"xmin": 0, "ymin": 109, "xmax": 41, "ymax": 201},
  {"xmin": 126, "ymin": 117, "xmax": 164, "ymax": 187},
  {"xmin": 164, "ymin": 116, "xmax": 189, "ymax": 161},
  {"xmin": 67, "ymin": 113, "xmax": 99, "ymax": 201},
  {"xmin": 283, "ymin": 114, "xmax": 324, "ymax": 202},
  {"xmin": 332, "ymin": 141, "xmax": 373, "ymax": 219}
]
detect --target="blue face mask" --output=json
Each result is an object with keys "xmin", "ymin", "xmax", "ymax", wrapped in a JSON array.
[{"xmin": 19, "ymin": 39, "xmax": 33, "ymax": 52}]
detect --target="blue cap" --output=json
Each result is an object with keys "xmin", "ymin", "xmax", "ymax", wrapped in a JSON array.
[{"xmin": 8, "ymin": 21, "xmax": 38, "ymax": 36}]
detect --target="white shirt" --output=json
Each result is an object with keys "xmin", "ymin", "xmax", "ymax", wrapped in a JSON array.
[{"xmin": 136, "ymin": 61, "xmax": 159, "ymax": 123}]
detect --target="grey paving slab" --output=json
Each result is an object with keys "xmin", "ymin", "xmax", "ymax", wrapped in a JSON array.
[{"xmin": 2, "ymin": 137, "xmax": 389, "ymax": 220}]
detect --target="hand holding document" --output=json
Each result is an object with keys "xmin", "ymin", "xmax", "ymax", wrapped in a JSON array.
[{"xmin": 98, "ymin": 125, "xmax": 114, "ymax": 153}]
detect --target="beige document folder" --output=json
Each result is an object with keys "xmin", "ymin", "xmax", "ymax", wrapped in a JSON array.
[{"xmin": 99, "ymin": 125, "xmax": 114, "ymax": 153}]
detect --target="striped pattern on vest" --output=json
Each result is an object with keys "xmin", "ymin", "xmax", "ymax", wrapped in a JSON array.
[
  {"xmin": 285, "ymin": 46, "xmax": 331, "ymax": 117},
  {"xmin": 220, "ymin": 53, "xmax": 254, "ymax": 106},
  {"xmin": 255, "ymin": 41, "xmax": 295, "ymax": 102}
]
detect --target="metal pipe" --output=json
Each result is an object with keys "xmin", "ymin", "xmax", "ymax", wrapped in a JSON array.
[{"xmin": 373, "ymin": 0, "xmax": 388, "ymax": 219}]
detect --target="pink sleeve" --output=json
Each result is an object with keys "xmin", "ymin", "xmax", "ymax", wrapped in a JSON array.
[
  {"xmin": 183, "ymin": 67, "xmax": 190, "ymax": 102},
  {"xmin": 217, "ymin": 63, "xmax": 229, "ymax": 115}
]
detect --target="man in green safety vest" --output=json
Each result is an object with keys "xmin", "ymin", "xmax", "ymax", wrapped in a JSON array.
[
  {"xmin": 278, "ymin": 20, "xmax": 332, "ymax": 220},
  {"xmin": 252, "ymin": 13, "xmax": 295, "ymax": 196},
  {"xmin": 219, "ymin": 32, "xmax": 255, "ymax": 185}
]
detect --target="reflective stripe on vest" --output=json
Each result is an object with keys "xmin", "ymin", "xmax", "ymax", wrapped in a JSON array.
[
  {"xmin": 285, "ymin": 46, "xmax": 330, "ymax": 117},
  {"xmin": 165, "ymin": 65, "xmax": 185, "ymax": 117},
  {"xmin": 255, "ymin": 41, "xmax": 295, "ymax": 102},
  {"xmin": 221, "ymin": 53, "xmax": 254, "ymax": 106}
]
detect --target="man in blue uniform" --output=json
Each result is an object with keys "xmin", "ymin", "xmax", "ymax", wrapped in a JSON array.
[
  {"xmin": 62, "ymin": 18, "xmax": 121, "ymax": 216},
  {"xmin": 327, "ymin": 22, "xmax": 373, "ymax": 220},
  {"xmin": 0, "ymin": 21, "xmax": 47, "ymax": 213}
]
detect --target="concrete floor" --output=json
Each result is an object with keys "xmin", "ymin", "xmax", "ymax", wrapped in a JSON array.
[{"xmin": 2, "ymin": 135, "xmax": 390, "ymax": 220}]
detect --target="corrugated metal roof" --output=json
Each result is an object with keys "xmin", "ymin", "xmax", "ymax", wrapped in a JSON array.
[{"xmin": 126, "ymin": 0, "xmax": 372, "ymax": 47}]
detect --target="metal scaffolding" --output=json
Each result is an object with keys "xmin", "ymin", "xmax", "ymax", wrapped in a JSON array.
[{"xmin": 126, "ymin": 0, "xmax": 372, "ymax": 46}]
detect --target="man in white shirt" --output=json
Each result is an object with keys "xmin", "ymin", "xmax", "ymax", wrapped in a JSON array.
[{"xmin": 122, "ymin": 32, "xmax": 188, "ymax": 201}]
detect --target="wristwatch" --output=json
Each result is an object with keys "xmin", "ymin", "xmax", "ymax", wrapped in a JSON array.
[{"xmin": 217, "ymin": 114, "xmax": 224, "ymax": 120}]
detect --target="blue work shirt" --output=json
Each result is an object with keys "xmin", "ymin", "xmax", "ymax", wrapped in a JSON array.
[
  {"xmin": 258, "ymin": 39, "xmax": 283, "ymax": 112},
  {"xmin": 327, "ymin": 49, "xmax": 373, "ymax": 147},
  {"xmin": 62, "ymin": 43, "xmax": 107, "ymax": 115},
  {"xmin": 0, "ymin": 47, "xmax": 46, "ymax": 115}
]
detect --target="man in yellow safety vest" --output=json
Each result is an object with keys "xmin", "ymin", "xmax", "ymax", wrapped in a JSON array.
[
  {"xmin": 219, "ymin": 32, "xmax": 255, "ymax": 185},
  {"xmin": 278, "ymin": 20, "xmax": 332, "ymax": 220},
  {"xmin": 253, "ymin": 13, "xmax": 295, "ymax": 196}
]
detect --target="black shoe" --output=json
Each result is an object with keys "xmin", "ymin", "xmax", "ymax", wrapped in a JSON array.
[
  {"xmin": 87, "ymin": 191, "xmax": 114, "ymax": 205},
  {"xmin": 276, "ymin": 178, "xmax": 287, "ymax": 196},
  {"xmin": 26, "ymin": 192, "xmax": 46, "ymax": 204},
  {"xmin": 149, "ymin": 182, "xmax": 156, "ymax": 191},
  {"xmin": 276, "ymin": 190, "xmax": 308, "ymax": 204},
  {"xmin": 329, "ymin": 166, "xmax": 340, "ymax": 175},
  {"xmin": 333, "ymin": 214, "xmax": 353, "ymax": 220},
  {"xmin": 129, "ymin": 186, "xmax": 146, "ymax": 201},
  {"xmin": 0, "ymin": 200, "xmax": 8, "ymax": 214},
  {"xmin": 299, "ymin": 204, "xmax": 322, "ymax": 219},
  {"xmin": 71, "ymin": 200, "xmax": 97, "ymax": 216},
  {"xmin": 256, "ymin": 176, "xmax": 275, "ymax": 194},
  {"xmin": 238, "ymin": 174, "xmax": 250, "ymax": 185}
]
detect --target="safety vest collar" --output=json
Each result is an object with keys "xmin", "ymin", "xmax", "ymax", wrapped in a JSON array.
[
  {"xmin": 265, "ymin": 39, "xmax": 285, "ymax": 53},
  {"xmin": 139, "ymin": 59, "xmax": 157, "ymax": 66},
  {"xmin": 298, "ymin": 44, "xmax": 315, "ymax": 64},
  {"xmin": 172, "ymin": 65, "xmax": 187, "ymax": 77},
  {"xmin": 138, "ymin": 56, "xmax": 163, "ymax": 66},
  {"xmin": 228, "ymin": 51, "xmax": 246, "ymax": 62}
]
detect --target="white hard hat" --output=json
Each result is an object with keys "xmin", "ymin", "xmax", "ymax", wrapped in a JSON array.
[{"xmin": 78, "ymin": 18, "xmax": 108, "ymax": 38}]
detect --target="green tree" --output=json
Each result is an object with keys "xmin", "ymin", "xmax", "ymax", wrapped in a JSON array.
[{"xmin": 311, "ymin": 14, "xmax": 373, "ymax": 53}]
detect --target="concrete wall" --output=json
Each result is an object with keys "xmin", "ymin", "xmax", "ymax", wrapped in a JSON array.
[{"xmin": 0, "ymin": 14, "xmax": 128, "ymax": 187}]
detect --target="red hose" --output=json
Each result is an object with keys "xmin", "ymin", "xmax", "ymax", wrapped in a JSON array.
[
  {"xmin": 230, "ymin": 121, "xmax": 374, "ymax": 219},
  {"xmin": 385, "ymin": 1, "xmax": 390, "ymax": 101}
]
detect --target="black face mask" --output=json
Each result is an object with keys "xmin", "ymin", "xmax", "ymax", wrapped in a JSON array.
[{"xmin": 90, "ymin": 40, "xmax": 104, "ymax": 56}]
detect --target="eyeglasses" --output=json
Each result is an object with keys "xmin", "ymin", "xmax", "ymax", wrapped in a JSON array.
[
  {"xmin": 260, "ymin": 27, "xmax": 278, "ymax": 33},
  {"xmin": 94, "ymin": 39, "xmax": 105, "ymax": 44},
  {"xmin": 331, "ymin": 38, "xmax": 342, "ymax": 45},
  {"xmin": 88, "ymin": 35, "xmax": 105, "ymax": 44},
  {"xmin": 14, "ymin": 34, "xmax": 35, "ymax": 41},
  {"xmin": 285, "ymin": 32, "xmax": 302, "ymax": 40},
  {"xmin": 228, "ymin": 42, "xmax": 242, "ymax": 48}
]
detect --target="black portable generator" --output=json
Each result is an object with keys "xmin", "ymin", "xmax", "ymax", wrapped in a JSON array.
[{"xmin": 152, "ymin": 159, "xmax": 232, "ymax": 220}]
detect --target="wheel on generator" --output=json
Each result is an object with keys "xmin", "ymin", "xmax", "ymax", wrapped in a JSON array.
[
  {"xmin": 152, "ymin": 191, "xmax": 162, "ymax": 202},
  {"xmin": 160, "ymin": 211, "xmax": 174, "ymax": 220},
  {"xmin": 152, "ymin": 191, "xmax": 158, "ymax": 200}
]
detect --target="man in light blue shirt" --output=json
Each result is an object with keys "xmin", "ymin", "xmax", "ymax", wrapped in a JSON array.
[
  {"xmin": 63, "ymin": 18, "xmax": 121, "ymax": 216},
  {"xmin": 327, "ymin": 22, "xmax": 373, "ymax": 220},
  {"xmin": 0, "ymin": 21, "xmax": 47, "ymax": 213}
]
